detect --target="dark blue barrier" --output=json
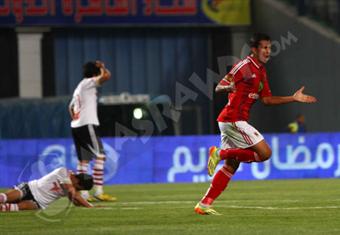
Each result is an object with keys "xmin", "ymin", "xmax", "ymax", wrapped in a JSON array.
[{"xmin": 1, "ymin": 133, "xmax": 340, "ymax": 187}]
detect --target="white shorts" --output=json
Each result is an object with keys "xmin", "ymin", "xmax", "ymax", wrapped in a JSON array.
[{"xmin": 219, "ymin": 121, "xmax": 264, "ymax": 149}]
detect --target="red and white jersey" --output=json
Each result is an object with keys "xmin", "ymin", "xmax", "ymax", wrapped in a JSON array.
[
  {"xmin": 217, "ymin": 56, "xmax": 272, "ymax": 122},
  {"xmin": 70, "ymin": 76, "xmax": 100, "ymax": 128},
  {"xmin": 28, "ymin": 167, "xmax": 72, "ymax": 209}
]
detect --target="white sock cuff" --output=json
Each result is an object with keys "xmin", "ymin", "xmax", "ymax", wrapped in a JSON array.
[
  {"xmin": 77, "ymin": 162, "xmax": 89, "ymax": 173},
  {"xmin": 94, "ymin": 158, "xmax": 105, "ymax": 170},
  {"xmin": 97, "ymin": 154, "xmax": 106, "ymax": 160},
  {"xmin": 1, "ymin": 203, "xmax": 19, "ymax": 212},
  {"xmin": 10, "ymin": 203, "xmax": 19, "ymax": 211},
  {"xmin": 94, "ymin": 186, "xmax": 103, "ymax": 195},
  {"xmin": 0, "ymin": 193, "xmax": 7, "ymax": 203}
]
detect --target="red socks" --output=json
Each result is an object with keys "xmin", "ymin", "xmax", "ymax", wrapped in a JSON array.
[
  {"xmin": 219, "ymin": 148, "xmax": 261, "ymax": 163},
  {"xmin": 201, "ymin": 166, "xmax": 233, "ymax": 205},
  {"xmin": 200, "ymin": 148, "xmax": 262, "ymax": 206}
]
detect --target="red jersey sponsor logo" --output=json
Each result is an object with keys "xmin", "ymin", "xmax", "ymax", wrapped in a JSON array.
[{"xmin": 248, "ymin": 93, "xmax": 259, "ymax": 99}]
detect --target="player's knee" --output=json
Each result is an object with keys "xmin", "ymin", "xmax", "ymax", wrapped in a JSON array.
[{"xmin": 259, "ymin": 148, "xmax": 272, "ymax": 161}]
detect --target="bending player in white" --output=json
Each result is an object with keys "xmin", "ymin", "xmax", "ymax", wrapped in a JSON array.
[
  {"xmin": 0, "ymin": 167, "xmax": 93, "ymax": 212},
  {"xmin": 69, "ymin": 60, "xmax": 116, "ymax": 202}
]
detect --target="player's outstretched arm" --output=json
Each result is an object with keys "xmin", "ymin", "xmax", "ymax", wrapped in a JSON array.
[
  {"xmin": 63, "ymin": 184, "xmax": 93, "ymax": 208},
  {"xmin": 292, "ymin": 86, "xmax": 317, "ymax": 103},
  {"xmin": 70, "ymin": 192, "xmax": 93, "ymax": 208},
  {"xmin": 261, "ymin": 86, "xmax": 317, "ymax": 105}
]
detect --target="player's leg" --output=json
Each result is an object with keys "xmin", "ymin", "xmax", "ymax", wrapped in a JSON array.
[
  {"xmin": 77, "ymin": 159, "xmax": 91, "ymax": 200},
  {"xmin": 17, "ymin": 200, "xmax": 39, "ymax": 210},
  {"xmin": 72, "ymin": 128, "xmax": 90, "ymax": 177},
  {"xmin": 92, "ymin": 154, "xmax": 116, "ymax": 201},
  {"xmin": 195, "ymin": 158, "xmax": 240, "ymax": 215},
  {"xmin": 196, "ymin": 128, "xmax": 239, "ymax": 215},
  {"xmin": 218, "ymin": 139, "xmax": 271, "ymax": 162},
  {"xmin": 1, "ymin": 200, "xmax": 39, "ymax": 212},
  {"xmin": 1, "ymin": 183, "xmax": 40, "ymax": 212},
  {"xmin": 208, "ymin": 121, "xmax": 271, "ymax": 175},
  {"xmin": 0, "ymin": 189, "xmax": 22, "ymax": 203},
  {"xmin": 72, "ymin": 126, "xmax": 93, "ymax": 200},
  {"xmin": 77, "ymin": 159, "xmax": 90, "ymax": 175},
  {"xmin": 249, "ymin": 139, "xmax": 272, "ymax": 161},
  {"xmin": 92, "ymin": 153, "xmax": 105, "ymax": 197},
  {"xmin": 89, "ymin": 125, "xmax": 116, "ymax": 202},
  {"xmin": 215, "ymin": 139, "xmax": 271, "ymax": 162}
]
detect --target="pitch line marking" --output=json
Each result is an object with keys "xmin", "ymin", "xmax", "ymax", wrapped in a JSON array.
[
  {"xmin": 114, "ymin": 200, "xmax": 340, "ymax": 210},
  {"xmin": 218, "ymin": 205, "xmax": 340, "ymax": 210}
]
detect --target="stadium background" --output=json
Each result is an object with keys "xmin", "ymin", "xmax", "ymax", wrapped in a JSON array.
[{"xmin": 0, "ymin": 0, "xmax": 339, "ymax": 186}]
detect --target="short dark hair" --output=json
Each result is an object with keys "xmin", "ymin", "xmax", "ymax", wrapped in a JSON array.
[
  {"xmin": 250, "ymin": 33, "xmax": 271, "ymax": 48},
  {"xmin": 83, "ymin": 61, "xmax": 100, "ymax": 78},
  {"xmin": 75, "ymin": 173, "xmax": 93, "ymax": 190}
]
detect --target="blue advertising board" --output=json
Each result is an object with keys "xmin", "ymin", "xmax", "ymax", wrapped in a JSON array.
[
  {"xmin": 0, "ymin": 0, "xmax": 250, "ymax": 26},
  {"xmin": 0, "ymin": 133, "xmax": 340, "ymax": 187}
]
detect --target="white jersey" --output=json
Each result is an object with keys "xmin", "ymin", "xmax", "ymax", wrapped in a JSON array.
[
  {"xmin": 28, "ymin": 167, "xmax": 72, "ymax": 209},
  {"xmin": 70, "ymin": 77, "xmax": 100, "ymax": 128}
]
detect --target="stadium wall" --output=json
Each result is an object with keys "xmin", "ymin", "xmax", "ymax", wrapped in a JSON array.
[
  {"xmin": 0, "ymin": 29, "xmax": 18, "ymax": 98},
  {"xmin": 250, "ymin": 0, "xmax": 340, "ymax": 133},
  {"xmin": 52, "ymin": 28, "xmax": 210, "ymax": 97},
  {"xmin": 49, "ymin": 27, "xmax": 231, "ymax": 135},
  {"xmin": 1, "ymin": 133, "xmax": 339, "ymax": 187}
]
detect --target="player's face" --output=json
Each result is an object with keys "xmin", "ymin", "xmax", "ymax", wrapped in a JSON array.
[{"xmin": 253, "ymin": 40, "xmax": 271, "ymax": 64}]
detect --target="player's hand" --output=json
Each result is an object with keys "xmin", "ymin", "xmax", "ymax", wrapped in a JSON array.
[
  {"xmin": 226, "ymin": 82, "xmax": 236, "ymax": 92},
  {"xmin": 220, "ymin": 82, "xmax": 236, "ymax": 92},
  {"xmin": 293, "ymin": 86, "xmax": 317, "ymax": 103},
  {"xmin": 95, "ymin": 60, "xmax": 105, "ymax": 68},
  {"xmin": 69, "ymin": 109, "xmax": 79, "ymax": 120},
  {"xmin": 69, "ymin": 109, "xmax": 75, "ymax": 119}
]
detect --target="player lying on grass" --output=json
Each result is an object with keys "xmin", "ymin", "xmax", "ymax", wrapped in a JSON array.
[{"xmin": 0, "ymin": 167, "xmax": 94, "ymax": 212}]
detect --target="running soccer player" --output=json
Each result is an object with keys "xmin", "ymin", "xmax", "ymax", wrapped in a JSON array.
[
  {"xmin": 0, "ymin": 167, "xmax": 93, "ymax": 212},
  {"xmin": 194, "ymin": 33, "xmax": 317, "ymax": 215},
  {"xmin": 69, "ymin": 61, "xmax": 116, "ymax": 202}
]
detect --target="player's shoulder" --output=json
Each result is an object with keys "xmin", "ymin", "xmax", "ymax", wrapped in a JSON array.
[
  {"xmin": 75, "ymin": 77, "xmax": 95, "ymax": 87},
  {"xmin": 79, "ymin": 78, "xmax": 95, "ymax": 86},
  {"xmin": 50, "ymin": 167, "xmax": 68, "ymax": 175},
  {"xmin": 232, "ymin": 58, "xmax": 248, "ymax": 67},
  {"xmin": 229, "ymin": 57, "xmax": 251, "ymax": 75}
]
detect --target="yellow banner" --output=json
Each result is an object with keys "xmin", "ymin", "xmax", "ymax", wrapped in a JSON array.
[{"xmin": 202, "ymin": 0, "xmax": 251, "ymax": 26}]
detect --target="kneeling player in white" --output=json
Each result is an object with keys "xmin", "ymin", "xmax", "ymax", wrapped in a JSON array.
[{"xmin": 0, "ymin": 167, "xmax": 94, "ymax": 212}]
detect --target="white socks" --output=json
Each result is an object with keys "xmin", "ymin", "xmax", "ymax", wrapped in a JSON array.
[
  {"xmin": 1, "ymin": 203, "xmax": 19, "ymax": 212},
  {"xmin": 93, "ymin": 157, "xmax": 105, "ymax": 196},
  {"xmin": 0, "ymin": 193, "xmax": 7, "ymax": 203}
]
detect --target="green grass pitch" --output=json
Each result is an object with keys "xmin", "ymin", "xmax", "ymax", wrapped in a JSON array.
[{"xmin": 1, "ymin": 178, "xmax": 340, "ymax": 235}]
